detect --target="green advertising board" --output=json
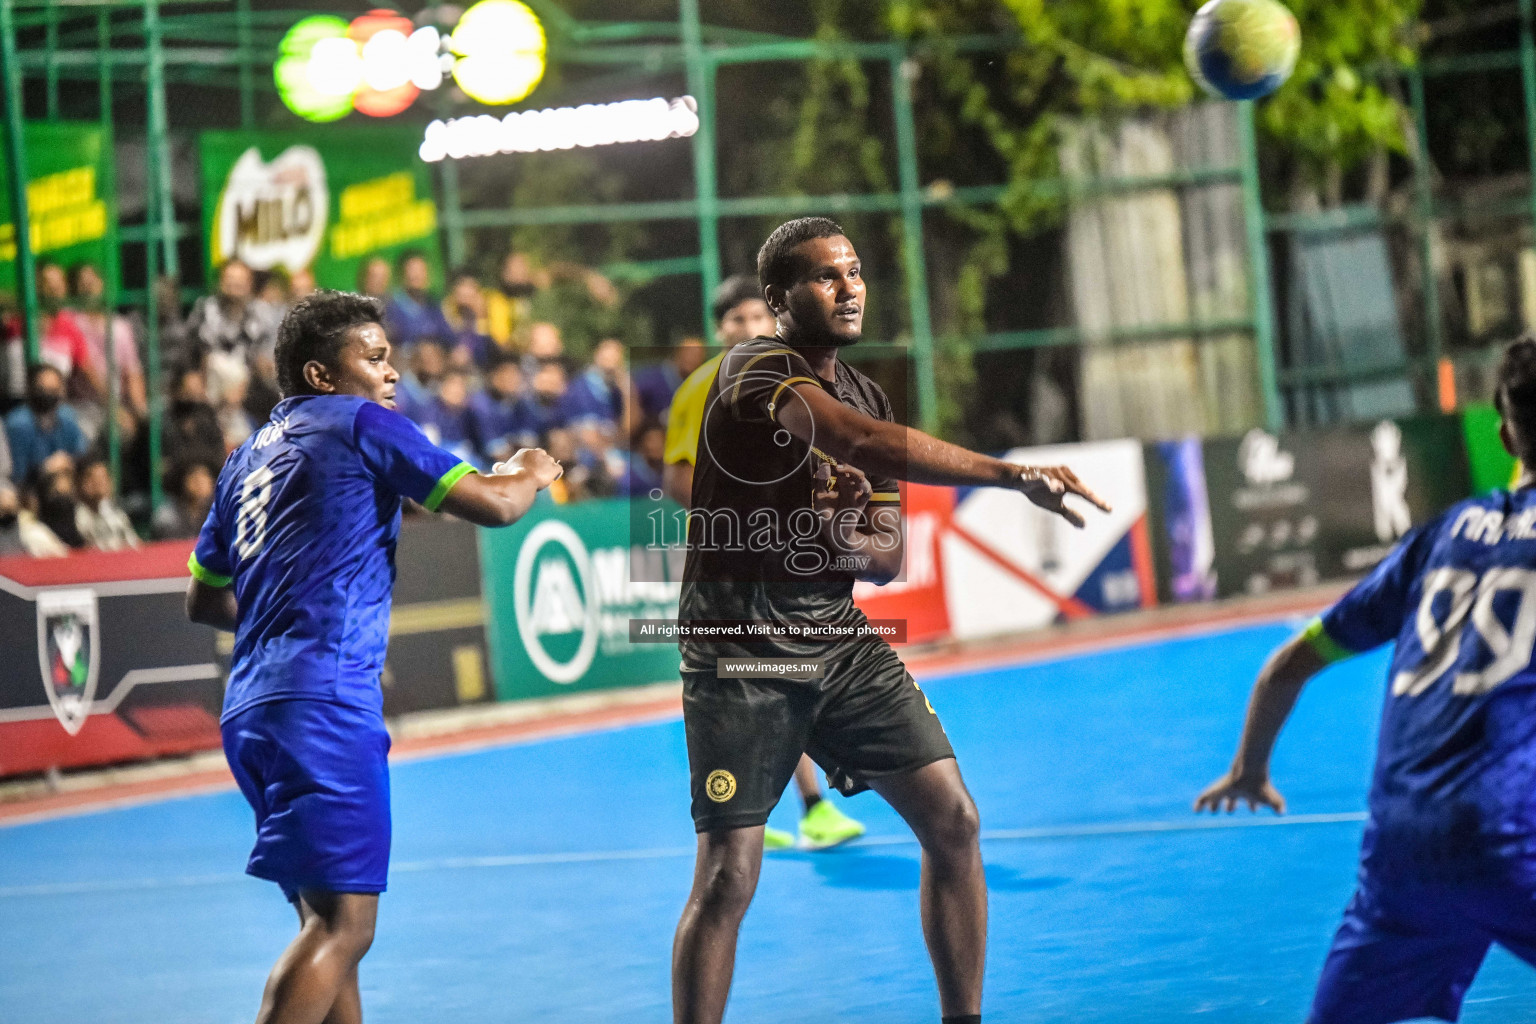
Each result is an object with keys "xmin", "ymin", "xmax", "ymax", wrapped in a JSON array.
[
  {"xmin": 1461, "ymin": 402, "xmax": 1519, "ymax": 495},
  {"xmin": 480, "ymin": 498, "xmax": 683, "ymax": 701},
  {"xmin": 0, "ymin": 122, "xmax": 117, "ymax": 295},
  {"xmin": 199, "ymin": 127, "xmax": 442, "ymax": 291}
]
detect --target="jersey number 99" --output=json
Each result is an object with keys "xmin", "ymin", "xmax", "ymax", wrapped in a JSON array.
[
  {"xmin": 234, "ymin": 465, "xmax": 276, "ymax": 560},
  {"xmin": 1393, "ymin": 567, "xmax": 1536, "ymax": 698}
]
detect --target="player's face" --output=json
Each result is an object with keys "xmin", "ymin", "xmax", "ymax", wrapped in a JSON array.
[
  {"xmin": 716, "ymin": 299, "xmax": 775, "ymax": 348},
  {"xmin": 774, "ymin": 235, "xmax": 864, "ymax": 347},
  {"xmin": 323, "ymin": 323, "xmax": 400, "ymax": 409}
]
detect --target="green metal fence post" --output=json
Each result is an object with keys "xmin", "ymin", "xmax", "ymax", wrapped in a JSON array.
[
  {"xmin": 144, "ymin": 0, "xmax": 171, "ymax": 514},
  {"xmin": 0, "ymin": 0, "xmax": 39, "ymax": 363},
  {"xmin": 1238, "ymin": 101, "xmax": 1282, "ymax": 433},
  {"xmin": 236, "ymin": 0, "xmax": 255, "ymax": 129},
  {"xmin": 44, "ymin": 0, "xmax": 57, "ymax": 120},
  {"xmin": 100, "ymin": 6, "xmax": 122, "ymax": 485},
  {"xmin": 440, "ymin": 158, "xmax": 468, "ymax": 272},
  {"xmin": 679, "ymin": 0, "xmax": 721, "ymax": 330},
  {"xmin": 1520, "ymin": 0, "xmax": 1536, "ymax": 261},
  {"xmin": 890, "ymin": 51, "xmax": 939, "ymax": 435},
  {"xmin": 1408, "ymin": 67, "xmax": 1442, "ymax": 384}
]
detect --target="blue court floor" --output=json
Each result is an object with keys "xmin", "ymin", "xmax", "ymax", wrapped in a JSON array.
[{"xmin": 4, "ymin": 619, "xmax": 1535, "ymax": 1023}]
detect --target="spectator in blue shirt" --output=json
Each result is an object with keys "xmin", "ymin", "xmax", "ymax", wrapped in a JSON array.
[
  {"xmin": 634, "ymin": 337, "xmax": 706, "ymax": 425},
  {"xmin": 382, "ymin": 250, "xmax": 452, "ymax": 351},
  {"xmin": 394, "ymin": 338, "xmax": 447, "ymax": 423},
  {"xmin": 442, "ymin": 268, "xmax": 496, "ymax": 370},
  {"xmin": 528, "ymin": 360, "xmax": 570, "ymax": 444},
  {"xmin": 559, "ymin": 338, "xmax": 628, "ymax": 435},
  {"xmin": 415, "ymin": 369, "xmax": 478, "ymax": 467},
  {"xmin": 6, "ymin": 364, "xmax": 88, "ymax": 484},
  {"xmin": 469, "ymin": 356, "xmax": 539, "ymax": 466},
  {"xmin": 616, "ymin": 419, "xmax": 667, "ymax": 497}
]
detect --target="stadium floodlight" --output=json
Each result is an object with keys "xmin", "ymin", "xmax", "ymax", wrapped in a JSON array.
[
  {"xmin": 450, "ymin": 0, "xmax": 547, "ymax": 106},
  {"xmin": 418, "ymin": 96, "xmax": 700, "ymax": 162},
  {"xmin": 275, "ymin": 15, "xmax": 356, "ymax": 123}
]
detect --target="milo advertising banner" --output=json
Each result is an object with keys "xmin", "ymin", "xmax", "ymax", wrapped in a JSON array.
[
  {"xmin": 481, "ymin": 499, "xmax": 683, "ymax": 701},
  {"xmin": 0, "ymin": 122, "xmax": 116, "ymax": 294},
  {"xmin": 199, "ymin": 128, "xmax": 440, "ymax": 289},
  {"xmin": 1198, "ymin": 415, "xmax": 1470, "ymax": 598}
]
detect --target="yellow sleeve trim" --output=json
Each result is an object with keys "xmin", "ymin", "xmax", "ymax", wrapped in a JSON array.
[
  {"xmin": 869, "ymin": 492, "xmax": 902, "ymax": 503},
  {"xmin": 729, "ymin": 347, "xmax": 798, "ymax": 407},
  {"xmin": 188, "ymin": 553, "xmax": 232, "ymax": 588},
  {"xmin": 767, "ymin": 376, "xmax": 820, "ymax": 419},
  {"xmin": 424, "ymin": 462, "xmax": 477, "ymax": 512},
  {"xmin": 1301, "ymin": 617, "xmax": 1353, "ymax": 664}
]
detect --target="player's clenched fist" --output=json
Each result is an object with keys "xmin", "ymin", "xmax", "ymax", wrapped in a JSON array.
[{"xmin": 496, "ymin": 448, "xmax": 563, "ymax": 489}]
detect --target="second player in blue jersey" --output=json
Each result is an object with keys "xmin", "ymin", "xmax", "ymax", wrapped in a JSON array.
[
  {"xmin": 185, "ymin": 291, "xmax": 561, "ymax": 1024},
  {"xmin": 1197, "ymin": 335, "xmax": 1536, "ymax": 1024}
]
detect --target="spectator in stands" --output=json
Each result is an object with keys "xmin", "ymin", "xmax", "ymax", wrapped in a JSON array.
[
  {"xmin": 6, "ymin": 364, "xmax": 88, "ymax": 484},
  {"xmin": 383, "ymin": 249, "xmax": 452, "ymax": 350},
  {"xmin": 33, "ymin": 454, "xmax": 85, "ymax": 549},
  {"xmin": 36, "ymin": 260, "xmax": 103, "ymax": 414},
  {"xmin": 442, "ymin": 268, "xmax": 495, "ymax": 369},
  {"xmin": 0, "ymin": 427, "xmax": 13, "ymax": 509},
  {"xmin": 0, "ymin": 482, "xmax": 24, "ymax": 557},
  {"xmin": 290, "ymin": 266, "xmax": 318, "ymax": 302},
  {"xmin": 415, "ymin": 369, "xmax": 477, "ymax": 466},
  {"xmin": 561, "ymin": 337, "xmax": 629, "ymax": 438},
  {"xmin": 216, "ymin": 362, "xmax": 257, "ymax": 453},
  {"xmin": 634, "ymin": 336, "xmax": 706, "ymax": 425},
  {"xmin": 528, "ymin": 359, "xmax": 570, "ymax": 443},
  {"xmin": 486, "ymin": 249, "xmax": 539, "ymax": 352},
  {"xmin": 163, "ymin": 366, "xmax": 226, "ymax": 476},
  {"xmin": 257, "ymin": 268, "xmax": 291, "ymax": 309},
  {"xmin": 153, "ymin": 459, "xmax": 215, "ymax": 540},
  {"xmin": 69, "ymin": 261, "xmax": 148, "ymax": 423},
  {"xmin": 522, "ymin": 321, "xmax": 566, "ymax": 378},
  {"xmin": 15, "ymin": 483, "xmax": 69, "ymax": 557},
  {"xmin": 75, "ymin": 454, "xmax": 139, "ymax": 551},
  {"xmin": 395, "ymin": 338, "xmax": 447, "ymax": 422},
  {"xmin": 618, "ymin": 419, "xmax": 667, "ymax": 497},
  {"xmin": 469, "ymin": 355, "xmax": 538, "ymax": 466},
  {"xmin": 186, "ymin": 258, "xmax": 279, "ymax": 407},
  {"xmin": 357, "ymin": 255, "xmax": 391, "ymax": 300},
  {"xmin": 0, "ymin": 299, "xmax": 26, "ymax": 414}
]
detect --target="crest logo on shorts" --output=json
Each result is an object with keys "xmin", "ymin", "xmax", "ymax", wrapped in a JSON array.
[
  {"xmin": 705, "ymin": 770, "xmax": 736, "ymax": 803},
  {"xmin": 36, "ymin": 588, "xmax": 100, "ymax": 736}
]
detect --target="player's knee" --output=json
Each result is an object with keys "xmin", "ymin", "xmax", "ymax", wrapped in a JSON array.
[
  {"xmin": 924, "ymin": 793, "xmax": 981, "ymax": 856},
  {"xmin": 694, "ymin": 853, "xmax": 758, "ymax": 918}
]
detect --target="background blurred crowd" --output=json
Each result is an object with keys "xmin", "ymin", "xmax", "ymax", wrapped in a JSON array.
[{"xmin": 0, "ymin": 248, "xmax": 710, "ymax": 558}]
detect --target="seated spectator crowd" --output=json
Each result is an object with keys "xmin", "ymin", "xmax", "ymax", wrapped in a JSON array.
[{"xmin": 0, "ymin": 247, "xmax": 706, "ymax": 557}]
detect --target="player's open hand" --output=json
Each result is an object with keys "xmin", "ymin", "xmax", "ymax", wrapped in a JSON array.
[
  {"xmin": 1016, "ymin": 465, "xmax": 1111, "ymax": 528},
  {"xmin": 813, "ymin": 462, "xmax": 872, "ymax": 519},
  {"xmin": 1193, "ymin": 769, "xmax": 1286, "ymax": 815},
  {"xmin": 502, "ymin": 448, "xmax": 563, "ymax": 490}
]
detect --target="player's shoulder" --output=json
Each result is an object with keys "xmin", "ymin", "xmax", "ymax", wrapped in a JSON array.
[{"xmin": 836, "ymin": 359, "xmax": 893, "ymax": 417}]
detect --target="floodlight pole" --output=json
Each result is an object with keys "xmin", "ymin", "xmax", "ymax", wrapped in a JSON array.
[
  {"xmin": 891, "ymin": 51, "xmax": 940, "ymax": 436},
  {"xmin": 0, "ymin": 0, "xmax": 39, "ymax": 363}
]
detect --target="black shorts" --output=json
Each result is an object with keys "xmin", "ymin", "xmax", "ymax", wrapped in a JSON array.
[{"xmin": 681, "ymin": 641, "xmax": 955, "ymax": 832}]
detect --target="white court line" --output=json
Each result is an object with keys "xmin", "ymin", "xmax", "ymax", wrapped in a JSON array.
[{"xmin": 0, "ymin": 811, "xmax": 1366, "ymax": 900}]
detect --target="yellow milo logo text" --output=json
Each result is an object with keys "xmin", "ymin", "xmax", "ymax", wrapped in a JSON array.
[
  {"xmin": 0, "ymin": 167, "xmax": 107, "ymax": 261},
  {"xmin": 705, "ymin": 770, "xmax": 736, "ymax": 803},
  {"xmin": 330, "ymin": 173, "xmax": 436, "ymax": 260}
]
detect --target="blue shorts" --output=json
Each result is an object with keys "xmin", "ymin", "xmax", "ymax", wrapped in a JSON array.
[
  {"xmin": 1310, "ymin": 867, "xmax": 1536, "ymax": 1024},
  {"xmin": 222, "ymin": 699, "xmax": 392, "ymax": 901}
]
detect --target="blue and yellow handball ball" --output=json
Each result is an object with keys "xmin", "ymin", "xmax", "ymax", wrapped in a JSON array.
[{"xmin": 1184, "ymin": 0, "xmax": 1301, "ymax": 102}]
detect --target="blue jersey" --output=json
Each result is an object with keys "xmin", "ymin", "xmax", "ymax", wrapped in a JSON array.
[
  {"xmin": 1313, "ymin": 487, "xmax": 1536, "ymax": 874},
  {"xmin": 189, "ymin": 395, "xmax": 473, "ymax": 722}
]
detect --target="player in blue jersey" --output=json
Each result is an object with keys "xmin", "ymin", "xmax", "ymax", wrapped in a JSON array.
[
  {"xmin": 1196, "ymin": 335, "xmax": 1536, "ymax": 1024},
  {"xmin": 184, "ymin": 291, "xmax": 561, "ymax": 1024}
]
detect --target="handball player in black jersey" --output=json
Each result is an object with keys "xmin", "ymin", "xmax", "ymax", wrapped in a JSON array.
[{"xmin": 672, "ymin": 217, "xmax": 1110, "ymax": 1024}]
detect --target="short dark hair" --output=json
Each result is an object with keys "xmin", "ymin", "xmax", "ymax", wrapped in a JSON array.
[
  {"xmin": 756, "ymin": 217, "xmax": 846, "ymax": 294},
  {"xmin": 1498, "ymin": 334, "xmax": 1536, "ymax": 462},
  {"xmin": 275, "ymin": 290, "xmax": 384, "ymax": 398},
  {"xmin": 26, "ymin": 362, "xmax": 62, "ymax": 390},
  {"xmin": 711, "ymin": 275, "xmax": 766, "ymax": 325},
  {"xmin": 397, "ymin": 248, "xmax": 427, "ymax": 270},
  {"xmin": 35, "ymin": 257, "xmax": 63, "ymax": 279},
  {"xmin": 67, "ymin": 261, "xmax": 101, "ymax": 294}
]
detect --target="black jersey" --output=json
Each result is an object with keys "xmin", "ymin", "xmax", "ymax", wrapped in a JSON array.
[{"xmin": 679, "ymin": 336, "xmax": 902, "ymax": 668}]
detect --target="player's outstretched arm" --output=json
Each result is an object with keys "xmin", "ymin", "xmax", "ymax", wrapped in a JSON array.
[
  {"xmin": 436, "ymin": 448, "xmax": 563, "ymax": 527},
  {"xmin": 776, "ymin": 382, "xmax": 1110, "ymax": 527},
  {"xmin": 1193, "ymin": 635, "xmax": 1328, "ymax": 815},
  {"xmin": 186, "ymin": 580, "xmax": 238, "ymax": 632}
]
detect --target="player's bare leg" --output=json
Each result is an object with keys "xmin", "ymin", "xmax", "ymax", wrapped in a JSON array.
[
  {"xmin": 871, "ymin": 759, "xmax": 986, "ymax": 1018},
  {"xmin": 254, "ymin": 890, "xmax": 377, "ymax": 1024},
  {"xmin": 792, "ymin": 755, "xmax": 819, "ymax": 803},
  {"xmin": 672, "ymin": 825, "xmax": 766, "ymax": 1024}
]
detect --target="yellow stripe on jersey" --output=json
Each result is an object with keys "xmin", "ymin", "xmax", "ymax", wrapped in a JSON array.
[
  {"xmin": 768, "ymin": 376, "xmax": 820, "ymax": 420},
  {"xmin": 869, "ymin": 492, "xmax": 901, "ymax": 503}
]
